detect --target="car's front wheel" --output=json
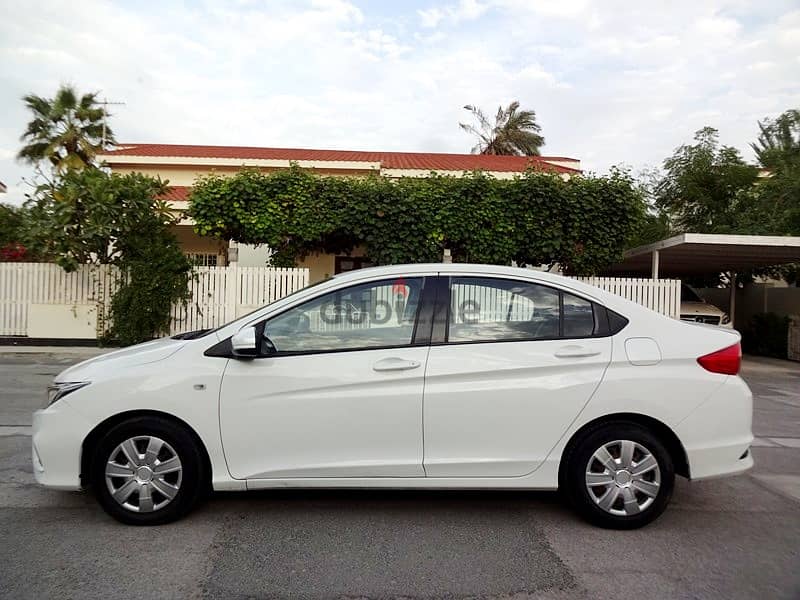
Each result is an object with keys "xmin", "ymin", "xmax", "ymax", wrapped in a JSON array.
[
  {"xmin": 563, "ymin": 422, "xmax": 675, "ymax": 529},
  {"xmin": 91, "ymin": 416, "xmax": 206, "ymax": 525}
]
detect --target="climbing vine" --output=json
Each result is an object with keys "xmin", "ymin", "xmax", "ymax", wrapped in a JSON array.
[{"xmin": 189, "ymin": 165, "xmax": 645, "ymax": 274}]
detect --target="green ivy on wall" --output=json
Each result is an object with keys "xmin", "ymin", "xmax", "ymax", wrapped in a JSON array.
[{"xmin": 189, "ymin": 165, "xmax": 645, "ymax": 275}]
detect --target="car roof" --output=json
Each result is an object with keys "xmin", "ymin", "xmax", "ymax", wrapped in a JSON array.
[
  {"xmin": 328, "ymin": 263, "xmax": 617, "ymax": 303},
  {"xmin": 331, "ymin": 263, "xmax": 559, "ymax": 282},
  {"xmin": 327, "ymin": 263, "xmax": 670, "ymax": 317}
]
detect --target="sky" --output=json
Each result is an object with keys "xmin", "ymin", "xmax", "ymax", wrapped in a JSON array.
[{"xmin": 1, "ymin": 0, "xmax": 799, "ymax": 205}]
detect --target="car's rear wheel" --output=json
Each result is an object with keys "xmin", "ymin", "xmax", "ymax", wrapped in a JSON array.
[
  {"xmin": 91, "ymin": 416, "xmax": 206, "ymax": 525},
  {"xmin": 563, "ymin": 422, "xmax": 674, "ymax": 529}
]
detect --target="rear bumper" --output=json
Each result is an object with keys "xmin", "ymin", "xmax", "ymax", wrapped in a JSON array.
[
  {"xmin": 676, "ymin": 375, "xmax": 754, "ymax": 480},
  {"xmin": 32, "ymin": 399, "xmax": 93, "ymax": 491}
]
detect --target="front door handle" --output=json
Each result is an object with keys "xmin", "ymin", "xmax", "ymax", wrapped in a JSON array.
[
  {"xmin": 372, "ymin": 357, "xmax": 422, "ymax": 372},
  {"xmin": 554, "ymin": 345, "xmax": 602, "ymax": 359}
]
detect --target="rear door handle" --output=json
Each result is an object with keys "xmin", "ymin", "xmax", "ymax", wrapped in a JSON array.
[
  {"xmin": 554, "ymin": 345, "xmax": 601, "ymax": 359},
  {"xmin": 372, "ymin": 357, "xmax": 422, "ymax": 372}
]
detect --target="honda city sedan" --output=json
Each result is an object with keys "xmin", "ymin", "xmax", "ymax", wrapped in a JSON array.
[{"xmin": 33, "ymin": 264, "xmax": 753, "ymax": 528}]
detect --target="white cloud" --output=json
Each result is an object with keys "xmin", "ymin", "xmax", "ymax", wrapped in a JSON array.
[
  {"xmin": 418, "ymin": 7, "xmax": 445, "ymax": 28},
  {"xmin": 417, "ymin": 0, "xmax": 488, "ymax": 28},
  {"xmin": 495, "ymin": 0, "xmax": 591, "ymax": 20},
  {"xmin": 0, "ymin": 0, "xmax": 799, "ymax": 206}
]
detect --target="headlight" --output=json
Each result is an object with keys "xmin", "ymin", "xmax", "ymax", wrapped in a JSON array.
[
  {"xmin": 46, "ymin": 381, "xmax": 90, "ymax": 407},
  {"xmin": 721, "ymin": 313, "xmax": 730, "ymax": 325}
]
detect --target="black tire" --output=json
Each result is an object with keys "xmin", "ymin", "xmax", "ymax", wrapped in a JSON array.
[
  {"xmin": 91, "ymin": 416, "xmax": 206, "ymax": 525},
  {"xmin": 562, "ymin": 421, "xmax": 674, "ymax": 529}
]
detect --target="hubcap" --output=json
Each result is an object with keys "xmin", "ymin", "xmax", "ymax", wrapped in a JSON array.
[
  {"xmin": 105, "ymin": 436, "xmax": 182, "ymax": 513},
  {"xmin": 585, "ymin": 439, "xmax": 661, "ymax": 517}
]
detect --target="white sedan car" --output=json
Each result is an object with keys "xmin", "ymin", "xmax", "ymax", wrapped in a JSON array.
[{"xmin": 33, "ymin": 264, "xmax": 753, "ymax": 528}]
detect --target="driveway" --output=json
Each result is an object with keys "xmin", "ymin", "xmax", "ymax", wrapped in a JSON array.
[{"xmin": 1, "ymin": 350, "xmax": 798, "ymax": 599}]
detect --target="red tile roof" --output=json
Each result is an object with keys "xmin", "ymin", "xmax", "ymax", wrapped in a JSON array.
[
  {"xmin": 104, "ymin": 143, "xmax": 580, "ymax": 174},
  {"xmin": 159, "ymin": 186, "xmax": 191, "ymax": 202}
]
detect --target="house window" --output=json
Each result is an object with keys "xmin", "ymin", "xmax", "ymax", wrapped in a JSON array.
[{"xmin": 186, "ymin": 253, "xmax": 218, "ymax": 267}]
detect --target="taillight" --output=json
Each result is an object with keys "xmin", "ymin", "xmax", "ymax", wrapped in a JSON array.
[{"xmin": 697, "ymin": 342, "xmax": 741, "ymax": 375}]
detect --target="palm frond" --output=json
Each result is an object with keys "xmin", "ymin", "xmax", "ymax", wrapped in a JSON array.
[
  {"xmin": 460, "ymin": 100, "xmax": 545, "ymax": 156},
  {"xmin": 18, "ymin": 84, "xmax": 111, "ymax": 171}
]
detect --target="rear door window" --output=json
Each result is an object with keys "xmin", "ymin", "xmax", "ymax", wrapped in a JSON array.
[
  {"xmin": 563, "ymin": 293, "xmax": 595, "ymax": 337},
  {"xmin": 448, "ymin": 277, "xmax": 560, "ymax": 342},
  {"xmin": 445, "ymin": 277, "xmax": 602, "ymax": 343}
]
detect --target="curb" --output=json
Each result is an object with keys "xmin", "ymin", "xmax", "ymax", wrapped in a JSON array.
[{"xmin": 0, "ymin": 346, "xmax": 113, "ymax": 356}]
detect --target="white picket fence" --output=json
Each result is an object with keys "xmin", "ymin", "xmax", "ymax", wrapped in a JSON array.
[
  {"xmin": 0, "ymin": 264, "xmax": 679, "ymax": 339},
  {"xmin": 172, "ymin": 266, "xmax": 309, "ymax": 333},
  {"xmin": 575, "ymin": 276, "xmax": 680, "ymax": 319},
  {"xmin": 0, "ymin": 263, "xmax": 309, "ymax": 338}
]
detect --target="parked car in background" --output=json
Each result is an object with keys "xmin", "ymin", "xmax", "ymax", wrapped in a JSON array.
[
  {"xmin": 33, "ymin": 264, "xmax": 752, "ymax": 529},
  {"xmin": 680, "ymin": 284, "xmax": 731, "ymax": 327}
]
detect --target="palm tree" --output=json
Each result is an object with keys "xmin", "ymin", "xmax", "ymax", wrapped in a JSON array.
[
  {"xmin": 17, "ymin": 85, "xmax": 114, "ymax": 173},
  {"xmin": 751, "ymin": 108, "xmax": 800, "ymax": 169},
  {"xmin": 459, "ymin": 101, "xmax": 545, "ymax": 156}
]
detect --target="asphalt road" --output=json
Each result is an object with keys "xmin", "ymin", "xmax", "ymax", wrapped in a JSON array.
[{"xmin": 1, "ymin": 350, "xmax": 798, "ymax": 599}]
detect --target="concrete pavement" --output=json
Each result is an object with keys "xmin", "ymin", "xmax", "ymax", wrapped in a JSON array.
[{"xmin": 0, "ymin": 352, "xmax": 798, "ymax": 599}]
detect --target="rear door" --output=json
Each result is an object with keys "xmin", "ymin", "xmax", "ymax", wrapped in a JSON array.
[{"xmin": 423, "ymin": 275, "xmax": 612, "ymax": 477}]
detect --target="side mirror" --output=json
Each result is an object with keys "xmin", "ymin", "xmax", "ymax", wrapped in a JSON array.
[{"xmin": 231, "ymin": 326, "xmax": 259, "ymax": 358}]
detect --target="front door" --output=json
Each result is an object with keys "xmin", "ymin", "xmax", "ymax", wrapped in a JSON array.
[
  {"xmin": 423, "ymin": 275, "xmax": 612, "ymax": 477},
  {"xmin": 220, "ymin": 276, "xmax": 430, "ymax": 479}
]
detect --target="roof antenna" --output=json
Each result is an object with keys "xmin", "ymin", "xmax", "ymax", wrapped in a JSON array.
[{"xmin": 100, "ymin": 97, "xmax": 126, "ymax": 149}]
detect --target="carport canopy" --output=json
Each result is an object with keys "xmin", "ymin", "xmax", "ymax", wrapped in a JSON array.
[{"xmin": 607, "ymin": 233, "xmax": 800, "ymax": 278}]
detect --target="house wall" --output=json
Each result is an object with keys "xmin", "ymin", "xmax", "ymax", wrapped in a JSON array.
[
  {"xmin": 235, "ymin": 243, "xmax": 271, "ymax": 267},
  {"xmin": 172, "ymin": 225, "xmax": 227, "ymax": 264},
  {"xmin": 297, "ymin": 247, "xmax": 368, "ymax": 283},
  {"xmin": 111, "ymin": 163, "xmax": 576, "ymax": 188},
  {"xmin": 111, "ymin": 164, "xmax": 374, "ymax": 186},
  {"xmin": 112, "ymin": 165, "xmax": 217, "ymax": 186},
  {"xmin": 299, "ymin": 252, "xmax": 336, "ymax": 283}
]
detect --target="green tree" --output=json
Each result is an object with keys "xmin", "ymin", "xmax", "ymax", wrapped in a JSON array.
[
  {"xmin": 737, "ymin": 109, "xmax": 800, "ymax": 239},
  {"xmin": 17, "ymin": 85, "xmax": 114, "ymax": 174},
  {"xmin": 625, "ymin": 167, "xmax": 671, "ymax": 249},
  {"xmin": 0, "ymin": 203, "xmax": 27, "ymax": 248},
  {"xmin": 25, "ymin": 170, "xmax": 174, "ymax": 270},
  {"xmin": 24, "ymin": 169, "xmax": 191, "ymax": 343},
  {"xmin": 107, "ymin": 233, "xmax": 193, "ymax": 345},
  {"xmin": 655, "ymin": 127, "xmax": 758, "ymax": 233},
  {"xmin": 749, "ymin": 108, "xmax": 800, "ymax": 235},
  {"xmin": 460, "ymin": 101, "xmax": 545, "ymax": 155},
  {"xmin": 626, "ymin": 211, "xmax": 671, "ymax": 249},
  {"xmin": 751, "ymin": 109, "xmax": 800, "ymax": 170},
  {"xmin": 0, "ymin": 203, "xmax": 35, "ymax": 261}
]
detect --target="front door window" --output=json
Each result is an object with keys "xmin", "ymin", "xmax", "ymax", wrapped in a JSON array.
[{"xmin": 263, "ymin": 278, "xmax": 423, "ymax": 353}]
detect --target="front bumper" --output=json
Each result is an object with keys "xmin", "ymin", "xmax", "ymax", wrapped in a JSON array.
[
  {"xmin": 676, "ymin": 375, "xmax": 754, "ymax": 480},
  {"xmin": 32, "ymin": 399, "xmax": 94, "ymax": 490}
]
